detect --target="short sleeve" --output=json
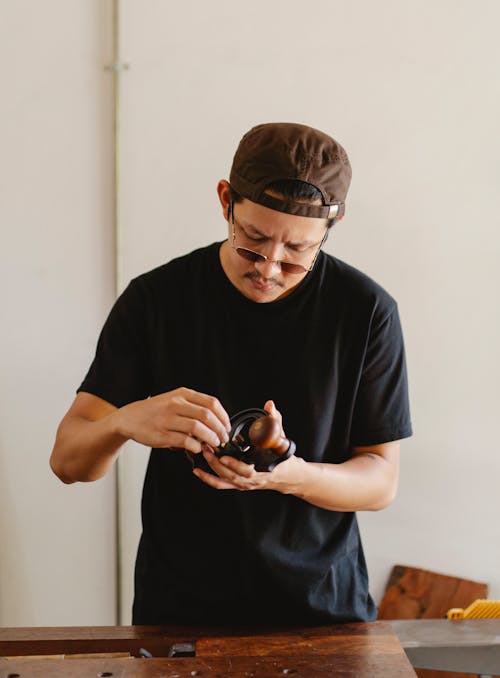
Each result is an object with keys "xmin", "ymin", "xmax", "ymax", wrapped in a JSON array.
[
  {"xmin": 77, "ymin": 279, "xmax": 152, "ymax": 408},
  {"xmin": 350, "ymin": 304, "xmax": 412, "ymax": 446}
]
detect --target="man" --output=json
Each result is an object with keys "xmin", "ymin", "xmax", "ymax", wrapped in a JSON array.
[{"xmin": 51, "ymin": 122, "xmax": 412, "ymax": 625}]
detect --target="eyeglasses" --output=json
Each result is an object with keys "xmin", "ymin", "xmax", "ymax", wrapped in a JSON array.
[{"xmin": 230, "ymin": 204, "xmax": 328, "ymax": 275}]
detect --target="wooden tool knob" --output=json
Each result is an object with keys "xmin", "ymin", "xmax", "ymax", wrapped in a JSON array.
[{"xmin": 248, "ymin": 416, "xmax": 289, "ymax": 455}]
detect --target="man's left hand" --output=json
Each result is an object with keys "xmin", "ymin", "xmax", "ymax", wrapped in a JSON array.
[{"xmin": 193, "ymin": 447, "xmax": 301, "ymax": 492}]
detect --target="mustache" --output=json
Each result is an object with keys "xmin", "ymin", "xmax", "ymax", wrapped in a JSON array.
[{"xmin": 244, "ymin": 271, "xmax": 284, "ymax": 288}]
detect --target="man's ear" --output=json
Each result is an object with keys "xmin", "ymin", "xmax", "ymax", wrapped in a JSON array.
[{"xmin": 217, "ymin": 180, "xmax": 231, "ymax": 221}]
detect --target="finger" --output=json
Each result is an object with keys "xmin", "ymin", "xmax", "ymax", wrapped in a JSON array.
[
  {"xmin": 186, "ymin": 402, "xmax": 231, "ymax": 443},
  {"xmin": 202, "ymin": 450, "xmax": 233, "ymax": 477},
  {"xmin": 168, "ymin": 414, "xmax": 225, "ymax": 448},
  {"xmin": 163, "ymin": 431, "xmax": 203, "ymax": 454},
  {"xmin": 203, "ymin": 451, "xmax": 255, "ymax": 482},
  {"xmin": 263, "ymin": 400, "xmax": 284, "ymax": 434},
  {"xmin": 263, "ymin": 399, "xmax": 273, "ymax": 413},
  {"xmin": 217, "ymin": 455, "xmax": 256, "ymax": 478},
  {"xmin": 180, "ymin": 388, "xmax": 231, "ymax": 432},
  {"xmin": 193, "ymin": 467, "xmax": 240, "ymax": 490},
  {"xmin": 264, "ymin": 399, "xmax": 280, "ymax": 418},
  {"xmin": 172, "ymin": 401, "xmax": 230, "ymax": 444}
]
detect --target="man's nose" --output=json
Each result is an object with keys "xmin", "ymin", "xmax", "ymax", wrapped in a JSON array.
[
  {"xmin": 257, "ymin": 241, "xmax": 284, "ymax": 271},
  {"xmin": 254, "ymin": 256, "xmax": 281, "ymax": 277}
]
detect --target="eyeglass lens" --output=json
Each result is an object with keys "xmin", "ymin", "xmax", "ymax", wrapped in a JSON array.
[
  {"xmin": 230, "ymin": 200, "xmax": 326, "ymax": 275},
  {"xmin": 235, "ymin": 247, "xmax": 307, "ymax": 274}
]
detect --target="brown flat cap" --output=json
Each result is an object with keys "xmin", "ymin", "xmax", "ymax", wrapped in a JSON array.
[{"xmin": 229, "ymin": 122, "xmax": 352, "ymax": 220}]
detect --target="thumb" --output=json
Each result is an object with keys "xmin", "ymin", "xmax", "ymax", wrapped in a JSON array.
[
  {"xmin": 263, "ymin": 400, "xmax": 284, "ymax": 434},
  {"xmin": 264, "ymin": 399, "xmax": 276, "ymax": 415}
]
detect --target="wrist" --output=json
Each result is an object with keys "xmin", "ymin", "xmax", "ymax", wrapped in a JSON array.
[
  {"xmin": 268, "ymin": 454, "xmax": 307, "ymax": 495},
  {"xmin": 108, "ymin": 406, "xmax": 130, "ymax": 442}
]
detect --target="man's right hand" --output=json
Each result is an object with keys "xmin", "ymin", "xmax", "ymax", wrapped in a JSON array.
[
  {"xmin": 50, "ymin": 388, "xmax": 231, "ymax": 483},
  {"xmin": 115, "ymin": 387, "xmax": 231, "ymax": 453}
]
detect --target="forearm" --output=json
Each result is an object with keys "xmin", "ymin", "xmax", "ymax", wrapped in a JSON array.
[
  {"xmin": 197, "ymin": 439, "xmax": 400, "ymax": 510},
  {"xmin": 50, "ymin": 411, "xmax": 127, "ymax": 483},
  {"xmin": 270, "ymin": 451, "xmax": 399, "ymax": 512},
  {"xmin": 51, "ymin": 387, "xmax": 232, "ymax": 484}
]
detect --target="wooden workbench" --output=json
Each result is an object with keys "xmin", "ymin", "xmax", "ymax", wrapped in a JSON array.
[{"xmin": 0, "ymin": 621, "xmax": 416, "ymax": 676}]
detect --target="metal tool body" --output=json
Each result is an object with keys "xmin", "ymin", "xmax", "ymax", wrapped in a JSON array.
[{"xmin": 189, "ymin": 408, "xmax": 296, "ymax": 473}]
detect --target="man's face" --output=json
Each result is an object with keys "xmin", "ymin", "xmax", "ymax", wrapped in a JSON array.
[{"xmin": 218, "ymin": 181, "xmax": 329, "ymax": 303}]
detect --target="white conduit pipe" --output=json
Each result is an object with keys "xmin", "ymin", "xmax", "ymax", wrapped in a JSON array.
[{"xmin": 104, "ymin": 0, "xmax": 129, "ymax": 624}]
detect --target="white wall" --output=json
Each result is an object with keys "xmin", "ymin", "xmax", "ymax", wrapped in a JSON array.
[
  {"xmin": 117, "ymin": 0, "xmax": 500, "ymax": 620},
  {"xmin": 0, "ymin": 1, "xmax": 116, "ymax": 625},
  {"xmin": 1, "ymin": 0, "xmax": 499, "ymax": 627}
]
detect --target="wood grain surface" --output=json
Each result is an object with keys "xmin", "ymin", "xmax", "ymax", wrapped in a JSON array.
[
  {"xmin": 378, "ymin": 564, "xmax": 488, "ymax": 678},
  {"xmin": 0, "ymin": 622, "xmax": 416, "ymax": 677}
]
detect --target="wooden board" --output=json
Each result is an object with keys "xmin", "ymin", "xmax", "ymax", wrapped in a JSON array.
[
  {"xmin": 378, "ymin": 565, "xmax": 488, "ymax": 678},
  {"xmin": 0, "ymin": 622, "xmax": 416, "ymax": 677}
]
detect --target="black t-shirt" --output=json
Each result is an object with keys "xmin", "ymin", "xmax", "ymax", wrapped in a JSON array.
[{"xmin": 78, "ymin": 242, "xmax": 412, "ymax": 625}]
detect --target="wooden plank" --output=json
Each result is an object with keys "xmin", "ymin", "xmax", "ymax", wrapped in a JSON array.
[
  {"xmin": 378, "ymin": 565, "xmax": 488, "ymax": 678},
  {"xmin": 0, "ymin": 622, "xmax": 416, "ymax": 677},
  {"xmin": 198, "ymin": 631, "xmax": 406, "ymax": 657},
  {"xmin": 0, "ymin": 653, "xmax": 416, "ymax": 677},
  {"xmin": 0, "ymin": 622, "xmax": 397, "ymax": 657},
  {"xmin": 378, "ymin": 565, "xmax": 488, "ymax": 620},
  {"xmin": 0, "ymin": 621, "xmax": 396, "ymax": 642}
]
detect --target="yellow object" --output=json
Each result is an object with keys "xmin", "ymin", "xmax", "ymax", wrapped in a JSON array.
[{"xmin": 447, "ymin": 599, "xmax": 500, "ymax": 620}]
